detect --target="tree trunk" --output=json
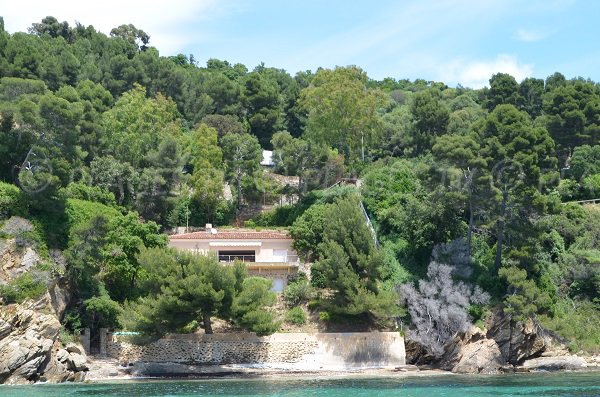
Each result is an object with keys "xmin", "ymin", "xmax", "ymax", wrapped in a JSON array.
[
  {"xmin": 494, "ymin": 189, "xmax": 508, "ymax": 273},
  {"xmin": 465, "ymin": 169, "xmax": 475, "ymax": 257},
  {"xmin": 203, "ymin": 312, "xmax": 213, "ymax": 334},
  {"xmin": 467, "ymin": 193, "xmax": 474, "ymax": 257},
  {"xmin": 236, "ymin": 172, "xmax": 242, "ymax": 211}
]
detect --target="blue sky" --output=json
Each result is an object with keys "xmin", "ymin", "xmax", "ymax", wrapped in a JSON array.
[{"xmin": 3, "ymin": 0, "xmax": 600, "ymax": 87}]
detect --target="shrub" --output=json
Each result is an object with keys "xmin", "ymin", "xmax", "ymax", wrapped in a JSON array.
[
  {"xmin": 65, "ymin": 198, "xmax": 121, "ymax": 232},
  {"xmin": 285, "ymin": 307, "xmax": 307, "ymax": 325},
  {"xmin": 0, "ymin": 273, "xmax": 47, "ymax": 304},
  {"xmin": 60, "ymin": 182, "xmax": 117, "ymax": 206},
  {"xmin": 0, "ymin": 182, "xmax": 25, "ymax": 219},
  {"xmin": 319, "ymin": 311, "xmax": 330, "ymax": 322},
  {"xmin": 283, "ymin": 279, "xmax": 314, "ymax": 306},
  {"xmin": 538, "ymin": 298, "xmax": 600, "ymax": 354}
]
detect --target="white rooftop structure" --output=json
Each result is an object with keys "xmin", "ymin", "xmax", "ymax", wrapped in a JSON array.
[{"xmin": 261, "ymin": 150, "xmax": 274, "ymax": 166}]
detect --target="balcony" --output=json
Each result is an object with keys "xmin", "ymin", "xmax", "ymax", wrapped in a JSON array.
[{"xmin": 217, "ymin": 254, "xmax": 300, "ymax": 266}]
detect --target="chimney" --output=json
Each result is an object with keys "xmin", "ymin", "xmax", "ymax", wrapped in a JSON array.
[{"xmin": 205, "ymin": 223, "xmax": 212, "ymax": 233}]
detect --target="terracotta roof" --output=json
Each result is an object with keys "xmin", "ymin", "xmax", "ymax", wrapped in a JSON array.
[{"xmin": 169, "ymin": 229, "xmax": 291, "ymax": 240}]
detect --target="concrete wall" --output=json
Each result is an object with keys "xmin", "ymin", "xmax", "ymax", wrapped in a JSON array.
[{"xmin": 106, "ymin": 332, "xmax": 405, "ymax": 370}]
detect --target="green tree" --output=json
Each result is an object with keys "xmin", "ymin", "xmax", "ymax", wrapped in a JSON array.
[
  {"xmin": 477, "ymin": 104, "xmax": 557, "ymax": 272},
  {"xmin": 186, "ymin": 124, "xmax": 225, "ymax": 222},
  {"xmin": 122, "ymin": 248, "xmax": 278, "ymax": 336},
  {"xmin": 486, "ymin": 73, "xmax": 522, "ymax": 110},
  {"xmin": 410, "ymin": 88, "xmax": 449, "ymax": 154},
  {"xmin": 102, "ymin": 212, "xmax": 166, "ymax": 300},
  {"xmin": 310, "ymin": 196, "xmax": 399, "ymax": 320},
  {"xmin": 300, "ymin": 66, "xmax": 387, "ymax": 163},
  {"xmin": 433, "ymin": 133, "xmax": 485, "ymax": 255},
  {"xmin": 243, "ymin": 72, "xmax": 282, "ymax": 148},
  {"xmin": 220, "ymin": 133, "xmax": 262, "ymax": 210},
  {"xmin": 231, "ymin": 277, "xmax": 279, "ymax": 335}
]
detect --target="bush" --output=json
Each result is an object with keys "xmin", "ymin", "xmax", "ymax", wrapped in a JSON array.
[
  {"xmin": 285, "ymin": 307, "xmax": 307, "ymax": 325},
  {"xmin": 538, "ymin": 298, "xmax": 600, "ymax": 354},
  {"xmin": 319, "ymin": 311, "xmax": 330, "ymax": 322},
  {"xmin": 283, "ymin": 279, "xmax": 314, "ymax": 306},
  {"xmin": 84, "ymin": 294, "xmax": 123, "ymax": 329},
  {"xmin": 60, "ymin": 182, "xmax": 117, "ymax": 206},
  {"xmin": 0, "ymin": 273, "xmax": 47, "ymax": 304},
  {"xmin": 65, "ymin": 198, "xmax": 121, "ymax": 232},
  {"xmin": 0, "ymin": 182, "xmax": 25, "ymax": 219}
]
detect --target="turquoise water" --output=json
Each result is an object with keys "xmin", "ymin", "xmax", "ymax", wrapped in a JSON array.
[{"xmin": 1, "ymin": 372, "xmax": 599, "ymax": 397}]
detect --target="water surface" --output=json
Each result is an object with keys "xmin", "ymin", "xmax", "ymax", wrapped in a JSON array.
[{"xmin": 2, "ymin": 372, "xmax": 599, "ymax": 397}]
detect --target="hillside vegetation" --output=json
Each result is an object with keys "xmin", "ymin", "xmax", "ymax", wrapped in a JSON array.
[{"xmin": 0, "ymin": 16, "xmax": 598, "ymax": 354}]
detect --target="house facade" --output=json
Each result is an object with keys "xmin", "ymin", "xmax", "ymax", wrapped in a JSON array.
[{"xmin": 168, "ymin": 225, "xmax": 300, "ymax": 292}]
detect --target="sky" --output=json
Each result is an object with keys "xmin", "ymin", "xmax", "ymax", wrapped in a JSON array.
[{"xmin": 2, "ymin": 0, "xmax": 600, "ymax": 88}]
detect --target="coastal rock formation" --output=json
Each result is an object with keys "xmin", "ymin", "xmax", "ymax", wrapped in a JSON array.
[
  {"xmin": 520, "ymin": 355, "xmax": 587, "ymax": 371},
  {"xmin": 410, "ymin": 307, "xmax": 572, "ymax": 374},
  {"xmin": 0, "ymin": 219, "xmax": 86, "ymax": 384},
  {"xmin": 0, "ymin": 301, "xmax": 88, "ymax": 384},
  {"xmin": 440, "ymin": 327, "xmax": 504, "ymax": 374}
]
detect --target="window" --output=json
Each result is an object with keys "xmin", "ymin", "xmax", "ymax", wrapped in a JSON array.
[{"xmin": 218, "ymin": 250, "xmax": 256, "ymax": 262}]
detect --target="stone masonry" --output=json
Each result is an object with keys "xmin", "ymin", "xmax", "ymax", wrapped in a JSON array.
[{"xmin": 106, "ymin": 332, "xmax": 406, "ymax": 369}]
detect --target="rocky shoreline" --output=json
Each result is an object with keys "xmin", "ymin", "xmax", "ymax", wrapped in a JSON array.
[
  {"xmin": 83, "ymin": 357, "xmax": 599, "ymax": 383},
  {"xmin": 1, "ymin": 220, "xmax": 597, "ymax": 385}
]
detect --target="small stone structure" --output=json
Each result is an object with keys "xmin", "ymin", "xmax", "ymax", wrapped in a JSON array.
[{"xmin": 106, "ymin": 332, "xmax": 405, "ymax": 370}]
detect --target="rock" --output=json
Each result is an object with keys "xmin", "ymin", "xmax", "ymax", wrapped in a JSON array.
[
  {"xmin": 440, "ymin": 327, "xmax": 504, "ymax": 374},
  {"xmin": 486, "ymin": 308, "xmax": 554, "ymax": 365},
  {"xmin": 0, "ymin": 305, "xmax": 61, "ymax": 383},
  {"xmin": 56, "ymin": 349, "xmax": 70, "ymax": 363},
  {"xmin": 0, "ymin": 318, "xmax": 11, "ymax": 339},
  {"xmin": 408, "ymin": 306, "xmax": 572, "ymax": 374},
  {"xmin": 0, "ymin": 302, "xmax": 87, "ymax": 384},
  {"xmin": 0, "ymin": 217, "xmax": 34, "ymax": 236},
  {"xmin": 65, "ymin": 342, "xmax": 85, "ymax": 356},
  {"xmin": 47, "ymin": 277, "xmax": 71, "ymax": 319},
  {"xmin": 405, "ymin": 338, "xmax": 435, "ymax": 365},
  {"xmin": 66, "ymin": 353, "xmax": 88, "ymax": 372},
  {"xmin": 521, "ymin": 355, "xmax": 587, "ymax": 371},
  {"xmin": 19, "ymin": 248, "xmax": 41, "ymax": 274}
]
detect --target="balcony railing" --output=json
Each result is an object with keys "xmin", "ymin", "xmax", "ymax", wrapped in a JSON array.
[{"xmin": 217, "ymin": 254, "xmax": 300, "ymax": 264}]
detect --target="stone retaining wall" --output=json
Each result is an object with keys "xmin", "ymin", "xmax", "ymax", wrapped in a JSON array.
[{"xmin": 106, "ymin": 332, "xmax": 405, "ymax": 370}]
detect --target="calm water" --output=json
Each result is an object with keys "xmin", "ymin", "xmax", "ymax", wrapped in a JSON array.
[{"xmin": 1, "ymin": 372, "xmax": 599, "ymax": 397}]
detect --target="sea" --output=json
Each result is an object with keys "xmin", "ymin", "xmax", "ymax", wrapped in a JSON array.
[{"xmin": 1, "ymin": 372, "xmax": 599, "ymax": 397}]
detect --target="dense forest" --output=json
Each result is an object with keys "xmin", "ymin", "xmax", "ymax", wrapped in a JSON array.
[{"xmin": 0, "ymin": 17, "xmax": 598, "ymax": 353}]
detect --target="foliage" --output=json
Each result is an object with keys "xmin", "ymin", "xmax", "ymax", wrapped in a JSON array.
[
  {"xmin": 283, "ymin": 279, "xmax": 314, "ymax": 306},
  {"xmin": 64, "ymin": 198, "xmax": 120, "ymax": 232},
  {"xmin": 0, "ymin": 182, "xmax": 25, "ymax": 219},
  {"xmin": 309, "ymin": 196, "xmax": 401, "ymax": 320},
  {"xmin": 538, "ymin": 298, "xmax": 600, "ymax": 354},
  {"xmin": 83, "ymin": 293, "xmax": 122, "ymax": 329},
  {"xmin": 499, "ymin": 265, "xmax": 552, "ymax": 321},
  {"xmin": 289, "ymin": 202, "xmax": 329, "ymax": 262},
  {"xmin": 300, "ymin": 66, "xmax": 387, "ymax": 163},
  {"xmin": 0, "ymin": 272, "xmax": 47, "ymax": 304},
  {"xmin": 400, "ymin": 262, "xmax": 490, "ymax": 357},
  {"xmin": 231, "ymin": 277, "xmax": 279, "ymax": 335},
  {"xmin": 122, "ymin": 248, "xmax": 278, "ymax": 336},
  {"xmin": 285, "ymin": 306, "xmax": 307, "ymax": 325}
]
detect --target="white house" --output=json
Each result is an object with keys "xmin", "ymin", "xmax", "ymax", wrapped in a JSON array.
[{"xmin": 168, "ymin": 225, "xmax": 300, "ymax": 292}]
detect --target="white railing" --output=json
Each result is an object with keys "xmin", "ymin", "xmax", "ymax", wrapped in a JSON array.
[{"xmin": 217, "ymin": 254, "xmax": 300, "ymax": 264}]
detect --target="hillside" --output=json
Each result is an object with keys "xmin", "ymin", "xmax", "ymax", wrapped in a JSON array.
[{"xmin": 0, "ymin": 15, "xmax": 599, "ymax": 383}]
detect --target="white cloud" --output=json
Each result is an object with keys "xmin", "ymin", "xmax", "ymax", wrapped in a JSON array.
[
  {"xmin": 514, "ymin": 28, "xmax": 548, "ymax": 42},
  {"xmin": 1, "ymin": 0, "xmax": 225, "ymax": 55},
  {"xmin": 438, "ymin": 54, "xmax": 533, "ymax": 88}
]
